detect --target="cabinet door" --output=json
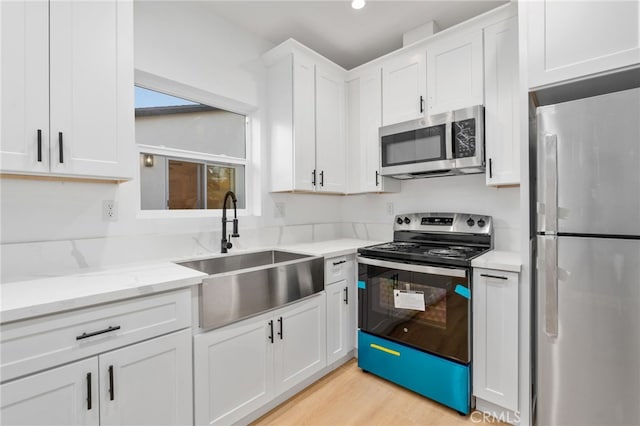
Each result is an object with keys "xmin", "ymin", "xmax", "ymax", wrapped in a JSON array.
[
  {"xmin": 473, "ymin": 269, "xmax": 519, "ymax": 411},
  {"xmin": 346, "ymin": 77, "xmax": 362, "ymax": 193},
  {"xmin": 194, "ymin": 312, "xmax": 274, "ymax": 426},
  {"xmin": 49, "ymin": 0, "xmax": 133, "ymax": 179},
  {"xmin": 527, "ymin": 1, "xmax": 640, "ymax": 89},
  {"xmin": 274, "ymin": 293, "xmax": 326, "ymax": 395},
  {"xmin": 360, "ymin": 68, "xmax": 383, "ymax": 192},
  {"xmin": 0, "ymin": 358, "xmax": 99, "ymax": 426},
  {"xmin": 484, "ymin": 17, "xmax": 520, "ymax": 186},
  {"xmin": 426, "ymin": 30, "xmax": 483, "ymax": 115},
  {"xmin": 0, "ymin": 0, "xmax": 49, "ymax": 174},
  {"xmin": 381, "ymin": 49, "xmax": 426, "ymax": 126},
  {"xmin": 326, "ymin": 280, "xmax": 349, "ymax": 365},
  {"xmin": 346, "ymin": 69, "xmax": 400, "ymax": 194},
  {"xmin": 315, "ymin": 64, "xmax": 346, "ymax": 193},
  {"xmin": 292, "ymin": 53, "xmax": 317, "ymax": 191},
  {"xmin": 99, "ymin": 329, "xmax": 192, "ymax": 426}
]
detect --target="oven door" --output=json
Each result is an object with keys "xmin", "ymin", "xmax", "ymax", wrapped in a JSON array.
[{"xmin": 357, "ymin": 256, "xmax": 471, "ymax": 364}]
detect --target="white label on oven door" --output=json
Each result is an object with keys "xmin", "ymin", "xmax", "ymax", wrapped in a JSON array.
[{"xmin": 393, "ymin": 290, "xmax": 425, "ymax": 311}]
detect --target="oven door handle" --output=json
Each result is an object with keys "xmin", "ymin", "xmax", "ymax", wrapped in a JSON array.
[{"xmin": 356, "ymin": 256, "xmax": 467, "ymax": 278}]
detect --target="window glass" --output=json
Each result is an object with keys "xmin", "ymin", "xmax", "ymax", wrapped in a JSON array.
[{"xmin": 136, "ymin": 86, "xmax": 247, "ymax": 211}]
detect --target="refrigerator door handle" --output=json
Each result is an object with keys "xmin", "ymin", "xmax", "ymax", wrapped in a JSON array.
[
  {"xmin": 540, "ymin": 134, "xmax": 558, "ymax": 233},
  {"xmin": 539, "ymin": 235, "xmax": 559, "ymax": 337}
]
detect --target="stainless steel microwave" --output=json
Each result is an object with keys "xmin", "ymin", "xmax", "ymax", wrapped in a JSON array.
[{"xmin": 379, "ymin": 105, "xmax": 485, "ymax": 179}]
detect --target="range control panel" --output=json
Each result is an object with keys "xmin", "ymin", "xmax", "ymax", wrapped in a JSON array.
[{"xmin": 393, "ymin": 212, "xmax": 492, "ymax": 235}]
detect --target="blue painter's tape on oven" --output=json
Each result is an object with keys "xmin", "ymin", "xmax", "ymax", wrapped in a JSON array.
[
  {"xmin": 454, "ymin": 284, "xmax": 471, "ymax": 299},
  {"xmin": 357, "ymin": 280, "xmax": 366, "ymax": 289},
  {"xmin": 357, "ymin": 331, "xmax": 470, "ymax": 415}
]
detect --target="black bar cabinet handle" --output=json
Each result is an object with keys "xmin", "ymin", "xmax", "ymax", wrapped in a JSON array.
[
  {"xmin": 37, "ymin": 129, "xmax": 42, "ymax": 162},
  {"xmin": 108, "ymin": 365, "xmax": 115, "ymax": 401},
  {"xmin": 311, "ymin": 169, "xmax": 316, "ymax": 186},
  {"xmin": 489, "ymin": 158, "xmax": 493, "ymax": 178},
  {"xmin": 480, "ymin": 273, "xmax": 508, "ymax": 280},
  {"xmin": 58, "ymin": 132, "xmax": 64, "ymax": 163},
  {"xmin": 268, "ymin": 320, "xmax": 274, "ymax": 343},
  {"xmin": 332, "ymin": 260, "xmax": 346, "ymax": 266},
  {"xmin": 76, "ymin": 325, "xmax": 121, "ymax": 340},
  {"xmin": 375, "ymin": 170, "xmax": 379, "ymax": 186},
  {"xmin": 86, "ymin": 372, "xmax": 92, "ymax": 410},
  {"xmin": 344, "ymin": 287, "xmax": 349, "ymax": 304},
  {"xmin": 277, "ymin": 316, "xmax": 283, "ymax": 340},
  {"xmin": 420, "ymin": 95, "xmax": 424, "ymax": 113},
  {"xmin": 320, "ymin": 170, "xmax": 324, "ymax": 187}
]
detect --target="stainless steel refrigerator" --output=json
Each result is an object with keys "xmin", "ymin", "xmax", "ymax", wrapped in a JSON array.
[{"xmin": 536, "ymin": 87, "xmax": 640, "ymax": 426}]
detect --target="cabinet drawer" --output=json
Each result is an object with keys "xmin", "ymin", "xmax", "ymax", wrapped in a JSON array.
[
  {"xmin": 1, "ymin": 289, "xmax": 191, "ymax": 383},
  {"xmin": 324, "ymin": 256, "xmax": 350, "ymax": 284}
]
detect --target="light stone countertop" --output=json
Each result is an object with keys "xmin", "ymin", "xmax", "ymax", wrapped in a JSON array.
[
  {"xmin": 0, "ymin": 239, "xmax": 380, "ymax": 324},
  {"xmin": 471, "ymin": 250, "xmax": 521, "ymax": 273},
  {"xmin": 276, "ymin": 238, "xmax": 381, "ymax": 258}
]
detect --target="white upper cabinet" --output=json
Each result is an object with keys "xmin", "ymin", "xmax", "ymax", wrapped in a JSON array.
[
  {"xmin": 292, "ymin": 53, "xmax": 317, "ymax": 191},
  {"xmin": 381, "ymin": 47, "xmax": 426, "ymax": 126},
  {"xmin": 0, "ymin": 1, "xmax": 49, "ymax": 175},
  {"xmin": 484, "ymin": 17, "xmax": 520, "ymax": 186},
  {"xmin": 315, "ymin": 64, "xmax": 346, "ymax": 193},
  {"xmin": 0, "ymin": 0, "xmax": 134, "ymax": 180},
  {"xmin": 265, "ymin": 41, "xmax": 346, "ymax": 193},
  {"xmin": 526, "ymin": 0, "xmax": 640, "ymax": 89},
  {"xmin": 426, "ymin": 29, "xmax": 484, "ymax": 115},
  {"xmin": 346, "ymin": 68, "xmax": 400, "ymax": 194}
]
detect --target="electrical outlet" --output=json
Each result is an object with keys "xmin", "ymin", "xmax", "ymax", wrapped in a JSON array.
[
  {"xmin": 386, "ymin": 202, "xmax": 394, "ymax": 215},
  {"xmin": 103, "ymin": 200, "xmax": 118, "ymax": 221},
  {"xmin": 274, "ymin": 202, "xmax": 285, "ymax": 218}
]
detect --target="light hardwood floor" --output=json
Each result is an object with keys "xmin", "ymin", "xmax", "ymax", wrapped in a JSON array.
[{"xmin": 252, "ymin": 359, "xmax": 505, "ymax": 426}]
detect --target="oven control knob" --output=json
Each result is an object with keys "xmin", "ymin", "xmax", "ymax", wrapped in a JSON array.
[
  {"xmin": 404, "ymin": 217, "xmax": 411, "ymax": 224},
  {"xmin": 396, "ymin": 217, "xmax": 404, "ymax": 225},
  {"xmin": 467, "ymin": 218, "xmax": 475, "ymax": 227},
  {"xmin": 477, "ymin": 219, "xmax": 486, "ymax": 228}
]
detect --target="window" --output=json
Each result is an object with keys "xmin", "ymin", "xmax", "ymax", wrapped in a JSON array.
[{"xmin": 136, "ymin": 86, "xmax": 247, "ymax": 210}]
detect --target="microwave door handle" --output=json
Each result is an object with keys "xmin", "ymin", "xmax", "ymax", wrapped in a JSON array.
[{"xmin": 445, "ymin": 121, "xmax": 454, "ymax": 160}]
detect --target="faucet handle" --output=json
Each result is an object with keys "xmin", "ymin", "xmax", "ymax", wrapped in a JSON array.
[{"xmin": 225, "ymin": 238, "xmax": 233, "ymax": 250}]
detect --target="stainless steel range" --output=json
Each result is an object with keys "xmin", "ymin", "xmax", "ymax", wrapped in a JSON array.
[{"xmin": 357, "ymin": 212, "xmax": 493, "ymax": 415}]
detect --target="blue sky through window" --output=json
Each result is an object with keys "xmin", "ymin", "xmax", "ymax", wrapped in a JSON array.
[{"xmin": 135, "ymin": 86, "xmax": 198, "ymax": 108}]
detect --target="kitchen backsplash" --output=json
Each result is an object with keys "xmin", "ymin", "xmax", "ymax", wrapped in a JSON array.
[{"xmin": 0, "ymin": 220, "xmax": 519, "ymax": 284}]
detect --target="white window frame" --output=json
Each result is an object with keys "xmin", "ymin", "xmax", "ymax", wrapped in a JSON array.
[{"xmin": 134, "ymin": 70, "xmax": 259, "ymax": 219}]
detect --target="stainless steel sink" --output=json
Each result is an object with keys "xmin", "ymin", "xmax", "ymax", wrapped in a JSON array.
[
  {"xmin": 177, "ymin": 250, "xmax": 309, "ymax": 275},
  {"xmin": 177, "ymin": 250, "xmax": 324, "ymax": 329}
]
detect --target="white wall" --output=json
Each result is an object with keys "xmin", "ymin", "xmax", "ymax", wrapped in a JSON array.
[{"xmin": 342, "ymin": 175, "xmax": 521, "ymax": 251}]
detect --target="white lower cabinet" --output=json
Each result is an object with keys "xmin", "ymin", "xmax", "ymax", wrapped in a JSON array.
[
  {"xmin": 473, "ymin": 268, "xmax": 519, "ymax": 412},
  {"xmin": 194, "ymin": 293, "xmax": 326, "ymax": 425},
  {"xmin": 1, "ymin": 329, "xmax": 192, "ymax": 426},
  {"xmin": 325, "ymin": 255, "xmax": 356, "ymax": 365},
  {"xmin": 99, "ymin": 329, "xmax": 192, "ymax": 426},
  {"xmin": 1, "ymin": 357, "xmax": 99, "ymax": 426},
  {"xmin": 325, "ymin": 280, "xmax": 351, "ymax": 364},
  {"xmin": 0, "ymin": 289, "xmax": 193, "ymax": 426}
]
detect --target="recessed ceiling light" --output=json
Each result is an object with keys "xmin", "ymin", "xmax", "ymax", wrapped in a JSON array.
[{"xmin": 352, "ymin": 0, "xmax": 365, "ymax": 10}]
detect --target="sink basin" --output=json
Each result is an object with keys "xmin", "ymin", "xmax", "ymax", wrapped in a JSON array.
[
  {"xmin": 177, "ymin": 250, "xmax": 309, "ymax": 275},
  {"xmin": 177, "ymin": 250, "xmax": 324, "ymax": 329}
]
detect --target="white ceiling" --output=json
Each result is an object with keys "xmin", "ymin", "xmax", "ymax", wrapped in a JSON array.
[{"xmin": 205, "ymin": 0, "xmax": 509, "ymax": 70}]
